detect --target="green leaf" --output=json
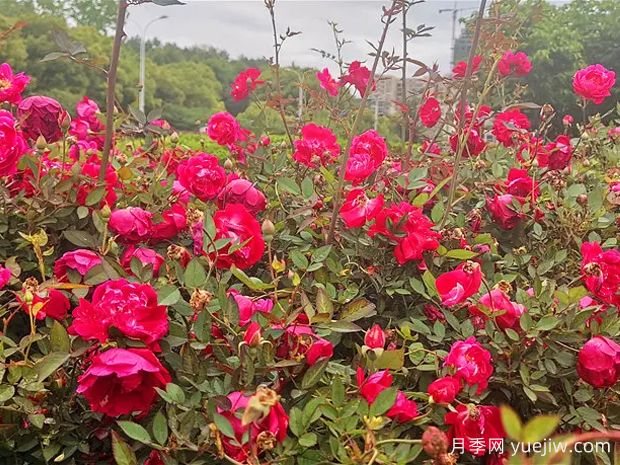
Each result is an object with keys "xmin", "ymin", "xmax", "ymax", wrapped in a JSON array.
[
  {"xmin": 50, "ymin": 321, "xmax": 70, "ymax": 353},
  {"xmin": 34, "ymin": 352, "xmax": 69, "ymax": 382},
  {"xmin": 500, "ymin": 405, "xmax": 523, "ymax": 441},
  {"xmin": 339, "ymin": 298, "xmax": 377, "ymax": 322},
  {"xmin": 111, "ymin": 431, "xmax": 137, "ymax": 465},
  {"xmin": 166, "ymin": 383, "xmax": 185, "ymax": 404},
  {"xmin": 536, "ymin": 315, "xmax": 559, "ymax": 331},
  {"xmin": 299, "ymin": 432, "xmax": 318, "ymax": 447},
  {"xmin": 301, "ymin": 177, "xmax": 314, "ymax": 199},
  {"xmin": 230, "ymin": 266, "xmax": 273, "ymax": 290},
  {"xmin": 369, "ymin": 387, "xmax": 398, "ymax": 416},
  {"xmin": 421, "ymin": 270, "xmax": 437, "ymax": 297},
  {"xmin": 63, "ymin": 230, "xmax": 97, "ymax": 248},
  {"xmin": 117, "ymin": 421, "xmax": 152, "ymax": 445},
  {"xmin": 315, "ymin": 288, "xmax": 333, "ymax": 319},
  {"xmin": 0, "ymin": 385, "xmax": 15, "ymax": 403},
  {"xmin": 213, "ymin": 412, "xmax": 236, "ymax": 439},
  {"xmin": 151, "ymin": 0, "xmax": 185, "ymax": 5},
  {"xmin": 152, "ymin": 410, "xmax": 168, "ymax": 446},
  {"xmin": 290, "ymin": 249, "xmax": 309, "ymax": 269},
  {"xmin": 302, "ymin": 358, "xmax": 329, "ymax": 389},
  {"xmin": 277, "ymin": 177, "xmax": 301, "ymax": 195},
  {"xmin": 312, "ymin": 245, "xmax": 332, "ymax": 263},
  {"xmin": 184, "ymin": 259, "xmax": 207, "ymax": 288},
  {"xmin": 522, "ymin": 415, "xmax": 559, "ymax": 443},
  {"xmin": 441, "ymin": 249, "xmax": 479, "ymax": 260},
  {"xmin": 373, "ymin": 349, "xmax": 405, "ymax": 370},
  {"xmin": 158, "ymin": 285, "xmax": 181, "ymax": 306}
]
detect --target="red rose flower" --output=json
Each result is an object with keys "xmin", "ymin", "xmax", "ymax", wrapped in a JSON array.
[
  {"xmin": 0, "ymin": 265, "xmax": 10, "ymax": 289},
  {"xmin": 449, "ymin": 127, "xmax": 486, "ymax": 157},
  {"xmin": 503, "ymin": 168, "xmax": 539, "ymax": 200},
  {"xmin": 345, "ymin": 129, "xmax": 388, "ymax": 184},
  {"xmin": 419, "ymin": 97, "xmax": 442, "ymax": 128},
  {"xmin": 573, "ymin": 64, "xmax": 616, "ymax": 105},
  {"xmin": 77, "ymin": 348, "xmax": 170, "ymax": 417},
  {"xmin": 70, "ymin": 96, "xmax": 104, "ymax": 149},
  {"xmin": 109, "ymin": 207, "xmax": 153, "ymax": 243},
  {"xmin": 445, "ymin": 404, "xmax": 505, "ymax": 456},
  {"xmin": 492, "ymin": 109, "xmax": 531, "ymax": 147},
  {"xmin": 581, "ymin": 242, "xmax": 620, "ymax": 306},
  {"xmin": 577, "ymin": 336, "xmax": 620, "ymax": 388},
  {"xmin": 339, "ymin": 189, "xmax": 384, "ymax": 228},
  {"xmin": 387, "ymin": 391, "xmax": 418, "ymax": 423},
  {"xmin": 436, "ymin": 261, "xmax": 483, "ymax": 307},
  {"xmin": 477, "ymin": 289, "xmax": 527, "ymax": 330},
  {"xmin": 292, "ymin": 123, "xmax": 341, "ymax": 168},
  {"xmin": 452, "ymin": 56, "xmax": 482, "ymax": 78},
  {"xmin": 176, "ymin": 153, "xmax": 226, "ymax": 202},
  {"xmin": 0, "ymin": 110, "xmax": 27, "ymax": 177},
  {"xmin": 368, "ymin": 202, "xmax": 440, "ymax": 265},
  {"xmin": 428, "ymin": 376, "xmax": 462, "ymax": 403},
  {"xmin": 218, "ymin": 178, "xmax": 267, "ymax": 215},
  {"xmin": 486, "ymin": 194, "xmax": 524, "ymax": 230},
  {"xmin": 17, "ymin": 95, "xmax": 68, "ymax": 143},
  {"xmin": 151, "ymin": 203, "xmax": 187, "ymax": 243},
  {"xmin": 210, "ymin": 203, "xmax": 265, "ymax": 269},
  {"xmin": 144, "ymin": 451, "xmax": 165, "ymax": 465},
  {"xmin": 420, "ymin": 140, "xmax": 442, "ymax": 155},
  {"xmin": 317, "ymin": 67, "xmax": 340, "ymax": 96},
  {"xmin": 229, "ymin": 289, "xmax": 274, "ymax": 326},
  {"xmin": 340, "ymin": 61, "xmax": 375, "ymax": 96},
  {"xmin": 537, "ymin": 135, "xmax": 572, "ymax": 170},
  {"xmin": 306, "ymin": 338, "xmax": 334, "ymax": 366},
  {"xmin": 498, "ymin": 51, "xmax": 532, "ymax": 77},
  {"xmin": 356, "ymin": 368, "xmax": 393, "ymax": 403},
  {"xmin": 207, "ymin": 111, "xmax": 240, "ymax": 146},
  {"xmin": 54, "ymin": 249, "xmax": 102, "ymax": 281},
  {"xmin": 121, "ymin": 246, "xmax": 164, "ymax": 277},
  {"xmin": 444, "ymin": 337, "xmax": 493, "ymax": 393},
  {"xmin": 364, "ymin": 324, "xmax": 386, "ymax": 349},
  {"xmin": 69, "ymin": 279, "xmax": 168, "ymax": 347},
  {"xmin": 217, "ymin": 388, "xmax": 288, "ymax": 462},
  {"xmin": 0, "ymin": 63, "xmax": 30, "ymax": 104},
  {"xmin": 230, "ymin": 68, "xmax": 264, "ymax": 101}
]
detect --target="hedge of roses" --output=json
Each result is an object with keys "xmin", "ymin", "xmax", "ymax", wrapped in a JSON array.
[{"xmin": 0, "ymin": 4, "xmax": 620, "ymax": 465}]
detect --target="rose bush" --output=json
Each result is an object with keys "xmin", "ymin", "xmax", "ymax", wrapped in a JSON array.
[{"xmin": 0, "ymin": 2, "xmax": 619, "ymax": 465}]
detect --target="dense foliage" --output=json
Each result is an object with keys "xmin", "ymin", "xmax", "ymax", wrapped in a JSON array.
[{"xmin": 0, "ymin": 1, "xmax": 620, "ymax": 465}]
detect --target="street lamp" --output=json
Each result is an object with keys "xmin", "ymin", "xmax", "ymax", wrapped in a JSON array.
[{"xmin": 139, "ymin": 15, "xmax": 167, "ymax": 113}]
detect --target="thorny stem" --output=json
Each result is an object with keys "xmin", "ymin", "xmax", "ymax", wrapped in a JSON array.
[
  {"xmin": 439, "ymin": 0, "xmax": 488, "ymax": 228},
  {"xmin": 266, "ymin": 0, "xmax": 294, "ymax": 148},
  {"xmin": 99, "ymin": 0, "xmax": 127, "ymax": 182},
  {"xmin": 326, "ymin": 0, "xmax": 400, "ymax": 244}
]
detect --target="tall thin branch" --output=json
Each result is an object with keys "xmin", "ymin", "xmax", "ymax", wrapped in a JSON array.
[
  {"xmin": 401, "ymin": 2, "xmax": 408, "ymax": 142},
  {"xmin": 326, "ymin": 0, "xmax": 401, "ymax": 245},
  {"xmin": 440, "ymin": 0, "xmax": 488, "ymax": 227},
  {"xmin": 265, "ymin": 0, "xmax": 294, "ymax": 148},
  {"xmin": 99, "ymin": 0, "xmax": 127, "ymax": 182}
]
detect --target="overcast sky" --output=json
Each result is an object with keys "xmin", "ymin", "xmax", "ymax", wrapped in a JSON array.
[{"xmin": 124, "ymin": 0, "xmax": 569, "ymax": 76}]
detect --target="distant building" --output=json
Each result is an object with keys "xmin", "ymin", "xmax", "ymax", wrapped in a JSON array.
[
  {"xmin": 370, "ymin": 75, "xmax": 426, "ymax": 116},
  {"xmin": 453, "ymin": 29, "xmax": 472, "ymax": 67}
]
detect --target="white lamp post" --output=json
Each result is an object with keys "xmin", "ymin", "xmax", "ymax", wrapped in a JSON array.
[{"xmin": 139, "ymin": 15, "xmax": 167, "ymax": 113}]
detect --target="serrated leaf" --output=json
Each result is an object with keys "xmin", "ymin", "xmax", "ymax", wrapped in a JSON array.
[
  {"xmin": 213, "ymin": 412, "xmax": 236, "ymax": 439},
  {"xmin": 277, "ymin": 177, "xmax": 301, "ymax": 195},
  {"xmin": 184, "ymin": 259, "xmax": 207, "ymax": 288},
  {"xmin": 111, "ymin": 431, "xmax": 137, "ymax": 465},
  {"xmin": 158, "ymin": 285, "xmax": 181, "ymax": 306},
  {"xmin": 369, "ymin": 387, "xmax": 397, "ymax": 416},
  {"xmin": 302, "ymin": 358, "xmax": 329, "ymax": 389},
  {"xmin": 500, "ymin": 405, "xmax": 523, "ymax": 441},
  {"xmin": 50, "ymin": 321, "xmax": 70, "ymax": 353},
  {"xmin": 117, "ymin": 421, "xmax": 152, "ymax": 444},
  {"xmin": 522, "ymin": 415, "xmax": 559, "ymax": 443},
  {"xmin": 152, "ymin": 410, "xmax": 168, "ymax": 446},
  {"xmin": 34, "ymin": 352, "xmax": 69, "ymax": 382}
]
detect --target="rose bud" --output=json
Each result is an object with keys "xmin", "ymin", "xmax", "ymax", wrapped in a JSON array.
[
  {"xmin": 364, "ymin": 324, "xmax": 386, "ymax": 349},
  {"xmin": 243, "ymin": 322, "xmax": 262, "ymax": 347}
]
